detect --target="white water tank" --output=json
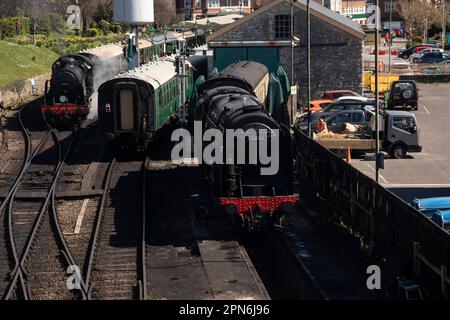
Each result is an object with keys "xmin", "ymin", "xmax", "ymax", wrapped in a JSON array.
[{"xmin": 113, "ymin": 0, "xmax": 154, "ymax": 24}]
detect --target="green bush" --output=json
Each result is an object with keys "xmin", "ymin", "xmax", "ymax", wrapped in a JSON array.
[
  {"xmin": 89, "ymin": 22, "xmax": 98, "ymax": 29},
  {"xmin": 0, "ymin": 17, "xmax": 30, "ymax": 38},
  {"xmin": 87, "ymin": 28, "xmax": 101, "ymax": 37},
  {"xmin": 98, "ymin": 20, "xmax": 110, "ymax": 35},
  {"xmin": 110, "ymin": 24, "xmax": 123, "ymax": 34}
]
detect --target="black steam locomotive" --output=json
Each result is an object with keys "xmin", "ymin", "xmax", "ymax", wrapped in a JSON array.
[
  {"xmin": 41, "ymin": 54, "xmax": 95, "ymax": 126},
  {"xmin": 194, "ymin": 61, "xmax": 296, "ymax": 228}
]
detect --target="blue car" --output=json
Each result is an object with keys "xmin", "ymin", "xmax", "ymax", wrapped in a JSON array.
[
  {"xmin": 431, "ymin": 210, "xmax": 450, "ymax": 232},
  {"xmin": 410, "ymin": 196, "xmax": 450, "ymax": 218}
]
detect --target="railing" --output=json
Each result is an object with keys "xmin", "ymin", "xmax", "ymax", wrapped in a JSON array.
[
  {"xmin": 294, "ymin": 128, "xmax": 450, "ymax": 298},
  {"xmin": 364, "ymin": 60, "xmax": 450, "ymax": 75}
]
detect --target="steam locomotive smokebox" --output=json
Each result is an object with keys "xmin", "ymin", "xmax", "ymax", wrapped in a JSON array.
[
  {"xmin": 113, "ymin": 0, "xmax": 154, "ymax": 24},
  {"xmin": 144, "ymin": 158, "xmax": 201, "ymax": 237}
]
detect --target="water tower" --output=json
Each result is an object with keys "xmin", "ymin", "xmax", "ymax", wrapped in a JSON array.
[{"xmin": 113, "ymin": 0, "xmax": 154, "ymax": 68}]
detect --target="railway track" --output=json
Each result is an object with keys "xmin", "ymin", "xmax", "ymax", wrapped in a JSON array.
[
  {"xmin": 0, "ymin": 106, "xmax": 52, "ymax": 299},
  {"xmin": 0, "ymin": 105, "xmax": 83, "ymax": 299},
  {"xmin": 84, "ymin": 158, "xmax": 146, "ymax": 300}
]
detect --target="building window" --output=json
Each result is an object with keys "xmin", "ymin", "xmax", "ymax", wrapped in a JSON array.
[
  {"xmin": 275, "ymin": 14, "xmax": 290, "ymax": 39},
  {"xmin": 385, "ymin": 1, "xmax": 396, "ymax": 12},
  {"xmin": 195, "ymin": 0, "xmax": 201, "ymax": 8},
  {"xmin": 225, "ymin": 0, "xmax": 232, "ymax": 6},
  {"xmin": 208, "ymin": 0, "xmax": 219, "ymax": 7}
]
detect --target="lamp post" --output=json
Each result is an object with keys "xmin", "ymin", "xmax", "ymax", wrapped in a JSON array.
[
  {"xmin": 374, "ymin": 0, "xmax": 380, "ymax": 183},
  {"xmin": 194, "ymin": 20, "xmax": 198, "ymax": 46},
  {"xmin": 388, "ymin": 0, "xmax": 392, "ymax": 73},
  {"xmin": 307, "ymin": 0, "xmax": 312, "ymax": 137},
  {"xmin": 443, "ymin": 0, "xmax": 447, "ymax": 50},
  {"xmin": 163, "ymin": 24, "xmax": 168, "ymax": 56},
  {"xmin": 206, "ymin": 19, "xmax": 210, "ymax": 36},
  {"xmin": 149, "ymin": 26, "xmax": 155, "ymax": 60}
]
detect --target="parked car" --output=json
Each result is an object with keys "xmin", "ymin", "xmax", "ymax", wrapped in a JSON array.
[
  {"xmin": 318, "ymin": 90, "xmax": 360, "ymax": 100},
  {"xmin": 297, "ymin": 101, "xmax": 375, "ymax": 132},
  {"xmin": 425, "ymin": 40, "xmax": 443, "ymax": 48},
  {"xmin": 302, "ymin": 99, "xmax": 333, "ymax": 113},
  {"xmin": 410, "ymin": 196, "xmax": 450, "ymax": 218},
  {"xmin": 386, "ymin": 80, "xmax": 419, "ymax": 111},
  {"xmin": 323, "ymin": 110, "xmax": 371, "ymax": 133},
  {"xmin": 335, "ymin": 96, "xmax": 375, "ymax": 102},
  {"xmin": 418, "ymin": 51, "xmax": 450, "ymax": 64},
  {"xmin": 431, "ymin": 210, "xmax": 450, "ymax": 232},
  {"xmin": 398, "ymin": 45, "xmax": 432, "ymax": 59},
  {"xmin": 409, "ymin": 48, "xmax": 443, "ymax": 63}
]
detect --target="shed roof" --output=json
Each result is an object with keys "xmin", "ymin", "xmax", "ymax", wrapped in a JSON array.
[{"xmin": 207, "ymin": 0, "xmax": 365, "ymax": 42}]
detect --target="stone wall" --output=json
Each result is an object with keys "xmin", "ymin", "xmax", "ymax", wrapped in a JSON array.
[
  {"xmin": 0, "ymin": 73, "xmax": 50, "ymax": 108},
  {"xmin": 213, "ymin": 1, "xmax": 364, "ymax": 103}
]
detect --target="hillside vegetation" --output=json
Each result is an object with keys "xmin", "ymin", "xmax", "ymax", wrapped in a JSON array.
[{"xmin": 0, "ymin": 40, "xmax": 59, "ymax": 89}]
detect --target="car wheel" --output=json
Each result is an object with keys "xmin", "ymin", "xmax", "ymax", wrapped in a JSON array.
[
  {"xmin": 413, "ymin": 58, "xmax": 419, "ymax": 63},
  {"xmin": 391, "ymin": 144, "xmax": 407, "ymax": 159},
  {"xmin": 412, "ymin": 104, "xmax": 418, "ymax": 111},
  {"xmin": 402, "ymin": 89, "xmax": 413, "ymax": 99}
]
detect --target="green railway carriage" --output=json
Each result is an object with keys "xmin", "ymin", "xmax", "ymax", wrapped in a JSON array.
[{"xmin": 98, "ymin": 57, "xmax": 195, "ymax": 145}]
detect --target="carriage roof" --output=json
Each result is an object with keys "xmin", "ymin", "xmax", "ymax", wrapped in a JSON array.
[
  {"xmin": 81, "ymin": 39, "xmax": 152, "ymax": 60},
  {"xmin": 109, "ymin": 57, "xmax": 187, "ymax": 90}
]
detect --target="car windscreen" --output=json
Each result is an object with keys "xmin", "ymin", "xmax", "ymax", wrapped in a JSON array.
[
  {"xmin": 393, "ymin": 116, "xmax": 417, "ymax": 133},
  {"xmin": 392, "ymin": 82, "xmax": 414, "ymax": 93},
  {"xmin": 323, "ymin": 104, "xmax": 345, "ymax": 112},
  {"xmin": 444, "ymin": 222, "xmax": 450, "ymax": 232}
]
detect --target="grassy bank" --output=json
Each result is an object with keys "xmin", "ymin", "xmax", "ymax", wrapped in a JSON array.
[{"xmin": 0, "ymin": 40, "xmax": 59, "ymax": 89}]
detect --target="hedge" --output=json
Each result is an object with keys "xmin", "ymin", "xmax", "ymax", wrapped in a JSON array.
[{"xmin": 0, "ymin": 17, "xmax": 30, "ymax": 38}]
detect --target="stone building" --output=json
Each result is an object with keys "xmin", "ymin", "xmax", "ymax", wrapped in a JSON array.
[
  {"xmin": 178, "ymin": 0, "xmax": 253, "ymax": 20},
  {"xmin": 207, "ymin": 0, "xmax": 365, "ymax": 103}
]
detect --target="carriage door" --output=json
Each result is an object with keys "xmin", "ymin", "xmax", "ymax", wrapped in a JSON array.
[{"xmin": 114, "ymin": 83, "xmax": 139, "ymax": 132}]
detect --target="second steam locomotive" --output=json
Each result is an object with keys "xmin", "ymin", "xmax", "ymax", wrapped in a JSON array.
[{"xmin": 194, "ymin": 61, "xmax": 296, "ymax": 228}]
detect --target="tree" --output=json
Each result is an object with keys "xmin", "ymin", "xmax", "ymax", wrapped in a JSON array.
[
  {"xmin": 398, "ymin": 0, "xmax": 440, "ymax": 43},
  {"xmin": 154, "ymin": 0, "xmax": 178, "ymax": 26}
]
